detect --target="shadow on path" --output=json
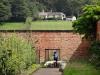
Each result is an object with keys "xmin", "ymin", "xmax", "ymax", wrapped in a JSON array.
[{"xmin": 32, "ymin": 68, "xmax": 62, "ymax": 75}]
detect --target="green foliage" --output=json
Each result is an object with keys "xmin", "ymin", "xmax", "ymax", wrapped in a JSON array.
[
  {"xmin": 73, "ymin": 5, "xmax": 100, "ymax": 39},
  {"xmin": 9, "ymin": 0, "xmax": 45, "ymax": 22},
  {"xmin": 64, "ymin": 62, "xmax": 100, "ymax": 75},
  {"xmin": 11, "ymin": 0, "xmax": 31, "ymax": 22},
  {"xmin": 28, "ymin": 1, "xmax": 46, "ymax": 20},
  {"xmin": 38, "ymin": 0, "xmax": 95, "ymax": 16},
  {"xmin": 89, "ymin": 41, "xmax": 100, "ymax": 68},
  {"xmin": 25, "ymin": 17, "xmax": 32, "ymax": 30},
  {"xmin": 0, "ymin": 35, "xmax": 36, "ymax": 75},
  {"xmin": 91, "ymin": 0, "xmax": 100, "ymax": 5},
  {"xmin": 89, "ymin": 41, "xmax": 100, "ymax": 55},
  {"xmin": 0, "ymin": 0, "xmax": 11, "ymax": 22},
  {"xmin": 1, "ymin": 0, "xmax": 100, "ymax": 22},
  {"xmin": 22, "ymin": 64, "xmax": 40, "ymax": 75}
]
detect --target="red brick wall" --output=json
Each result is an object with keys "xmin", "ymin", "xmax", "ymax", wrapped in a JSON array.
[
  {"xmin": 0, "ymin": 31, "xmax": 89, "ymax": 63},
  {"xmin": 97, "ymin": 21, "xmax": 100, "ymax": 40},
  {"xmin": 1, "ymin": 21, "xmax": 99, "ymax": 62}
]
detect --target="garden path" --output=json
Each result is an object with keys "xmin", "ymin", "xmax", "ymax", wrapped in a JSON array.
[{"xmin": 32, "ymin": 68, "xmax": 62, "ymax": 75}]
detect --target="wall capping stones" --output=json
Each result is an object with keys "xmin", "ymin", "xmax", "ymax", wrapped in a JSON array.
[{"xmin": 0, "ymin": 30, "xmax": 73, "ymax": 32}]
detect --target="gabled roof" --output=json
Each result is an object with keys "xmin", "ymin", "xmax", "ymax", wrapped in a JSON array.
[{"xmin": 39, "ymin": 12, "xmax": 65, "ymax": 16}]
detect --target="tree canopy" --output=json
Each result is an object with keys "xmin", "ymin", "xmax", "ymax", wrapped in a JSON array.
[
  {"xmin": 11, "ymin": 0, "xmax": 31, "ymax": 21},
  {"xmin": 0, "ymin": 0, "xmax": 100, "ymax": 22},
  {"xmin": 0, "ymin": 0, "xmax": 11, "ymax": 22},
  {"xmin": 73, "ymin": 5, "xmax": 100, "ymax": 39}
]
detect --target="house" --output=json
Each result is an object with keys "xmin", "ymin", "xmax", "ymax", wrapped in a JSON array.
[
  {"xmin": 38, "ymin": 10, "xmax": 66, "ymax": 20},
  {"xmin": 66, "ymin": 16, "xmax": 76, "ymax": 21}
]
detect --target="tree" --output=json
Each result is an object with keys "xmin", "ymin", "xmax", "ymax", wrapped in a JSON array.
[
  {"xmin": 37, "ymin": 0, "xmax": 57, "ymax": 11},
  {"xmin": 37, "ymin": 0, "xmax": 99, "ymax": 17},
  {"xmin": 11, "ymin": 0, "xmax": 31, "ymax": 21},
  {"xmin": 73, "ymin": 5, "xmax": 100, "ymax": 39},
  {"xmin": 90, "ymin": 0, "xmax": 100, "ymax": 5},
  {"xmin": 27, "ymin": 1, "xmax": 46, "ymax": 20},
  {"xmin": 0, "ymin": 0, "xmax": 11, "ymax": 22}
]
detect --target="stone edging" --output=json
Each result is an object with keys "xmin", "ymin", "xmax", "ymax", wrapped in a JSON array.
[
  {"xmin": 29, "ymin": 67, "xmax": 41, "ymax": 75},
  {"xmin": 0, "ymin": 30, "xmax": 73, "ymax": 32}
]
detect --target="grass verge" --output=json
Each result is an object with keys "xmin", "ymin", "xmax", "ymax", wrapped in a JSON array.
[
  {"xmin": 63, "ymin": 61, "xmax": 100, "ymax": 75},
  {"xmin": 20, "ymin": 64, "xmax": 40, "ymax": 75}
]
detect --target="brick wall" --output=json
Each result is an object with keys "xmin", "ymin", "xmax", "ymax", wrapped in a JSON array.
[
  {"xmin": 1, "ymin": 21, "xmax": 100, "ymax": 63},
  {"xmin": 0, "ymin": 31, "xmax": 89, "ymax": 63},
  {"xmin": 97, "ymin": 21, "xmax": 100, "ymax": 40}
]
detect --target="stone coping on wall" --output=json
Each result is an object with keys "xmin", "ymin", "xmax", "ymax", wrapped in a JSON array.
[{"xmin": 0, "ymin": 30, "xmax": 74, "ymax": 32}]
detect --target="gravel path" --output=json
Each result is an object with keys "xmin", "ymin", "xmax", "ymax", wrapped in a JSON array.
[{"xmin": 32, "ymin": 68, "xmax": 62, "ymax": 75}]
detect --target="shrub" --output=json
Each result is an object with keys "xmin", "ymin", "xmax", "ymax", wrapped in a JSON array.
[
  {"xmin": 0, "ymin": 35, "xmax": 36, "ymax": 75},
  {"xmin": 73, "ymin": 5, "xmax": 100, "ymax": 39},
  {"xmin": 89, "ymin": 41, "xmax": 100, "ymax": 69}
]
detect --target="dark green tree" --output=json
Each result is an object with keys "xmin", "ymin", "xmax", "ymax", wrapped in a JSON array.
[
  {"xmin": 37, "ymin": 0, "xmax": 57, "ymax": 11},
  {"xmin": 26, "ymin": 0, "xmax": 46, "ymax": 20},
  {"xmin": 0, "ymin": 0, "xmax": 11, "ymax": 22},
  {"xmin": 91, "ymin": 0, "xmax": 100, "ymax": 5},
  {"xmin": 73, "ymin": 5, "xmax": 100, "ymax": 39},
  {"xmin": 11, "ymin": 0, "xmax": 31, "ymax": 21},
  {"xmin": 37, "ymin": 0, "xmax": 99, "ymax": 16}
]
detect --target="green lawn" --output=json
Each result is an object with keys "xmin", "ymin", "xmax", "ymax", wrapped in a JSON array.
[
  {"xmin": 31, "ymin": 21, "xmax": 73, "ymax": 30},
  {"xmin": 0, "ymin": 21, "xmax": 73, "ymax": 30},
  {"xmin": 64, "ymin": 62, "xmax": 100, "ymax": 75},
  {"xmin": 0, "ymin": 22, "xmax": 25, "ymax": 30}
]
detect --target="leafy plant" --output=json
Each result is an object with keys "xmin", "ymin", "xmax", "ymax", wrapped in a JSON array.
[
  {"xmin": 0, "ymin": 35, "xmax": 36, "ymax": 75},
  {"xmin": 73, "ymin": 5, "xmax": 100, "ymax": 39},
  {"xmin": 89, "ymin": 41, "xmax": 100, "ymax": 69}
]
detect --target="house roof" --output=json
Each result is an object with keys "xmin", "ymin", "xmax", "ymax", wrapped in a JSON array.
[{"xmin": 39, "ymin": 12, "xmax": 65, "ymax": 16}]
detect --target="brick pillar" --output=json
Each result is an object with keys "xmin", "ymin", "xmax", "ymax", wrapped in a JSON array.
[{"xmin": 96, "ymin": 21, "xmax": 100, "ymax": 40}]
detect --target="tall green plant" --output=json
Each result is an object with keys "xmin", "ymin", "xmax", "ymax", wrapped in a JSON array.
[{"xmin": 0, "ymin": 35, "xmax": 36, "ymax": 75}]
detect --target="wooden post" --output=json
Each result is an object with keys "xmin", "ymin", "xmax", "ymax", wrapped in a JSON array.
[{"xmin": 96, "ymin": 20, "xmax": 100, "ymax": 40}]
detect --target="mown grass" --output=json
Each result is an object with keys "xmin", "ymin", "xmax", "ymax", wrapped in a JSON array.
[
  {"xmin": 0, "ymin": 22, "xmax": 25, "ymax": 30},
  {"xmin": 64, "ymin": 62, "xmax": 100, "ymax": 75},
  {"xmin": 0, "ymin": 21, "xmax": 73, "ymax": 30},
  {"xmin": 31, "ymin": 21, "xmax": 73, "ymax": 30}
]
